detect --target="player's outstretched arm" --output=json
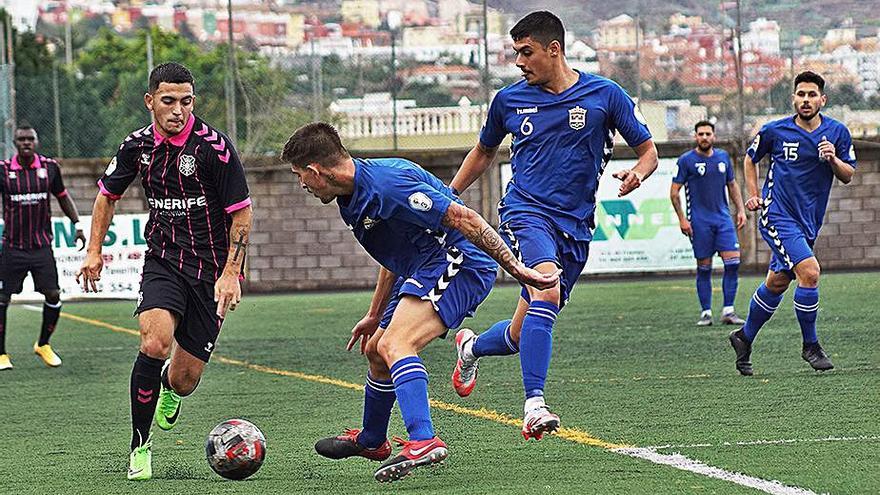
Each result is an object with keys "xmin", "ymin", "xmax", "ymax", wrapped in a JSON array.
[
  {"xmin": 215, "ymin": 205, "xmax": 253, "ymax": 318},
  {"xmin": 613, "ymin": 139, "xmax": 658, "ymax": 197},
  {"xmin": 75, "ymin": 194, "xmax": 117, "ymax": 292},
  {"xmin": 449, "ymin": 142, "xmax": 499, "ymax": 195},
  {"xmin": 441, "ymin": 202, "xmax": 559, "ymax": 290},
  {"xmin": 743, "ymin": 155, "xmax": 762, "ymax": 211},
  {"xmin": 347, "ymin": 267, "xmax": 397, "ymax": 353},
  {"xmin": 57, "ymin": 194, "xmax": 86, "ymax": 250}
]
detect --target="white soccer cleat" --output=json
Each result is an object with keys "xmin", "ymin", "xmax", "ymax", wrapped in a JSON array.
[
  {"xmin": 451, "ymin": 328, "xmax": 478, "ymax": 397},
  {"xmin": 522, "ymin": 405, "xmax": 560, "ymax": 441}
]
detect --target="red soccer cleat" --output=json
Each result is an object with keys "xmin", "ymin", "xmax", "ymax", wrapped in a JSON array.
[
  {"xmin": 451, "ymin": 328, "xmax": 479, "ymax": 397},
  {"xmin": 374, "ymin": 436, "xmax": 448, "ymax": 482},
  {"xmin": 522, "ymin": 406, "xmax": 560, "ymax": 441}
]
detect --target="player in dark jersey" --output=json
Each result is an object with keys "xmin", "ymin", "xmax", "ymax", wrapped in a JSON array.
[
  {"xmin": 670, "ymin": 121, "xmax": 747, "ymax": 327},
  {"xmin": 449, "ymin": 11, "xmax": 658, "ymax": 439},
  {"xmin": 729, "ymin": 71, "xmax": 856, "ymax": 376},
  {"xmin": 282, "ymin": 123, "xmax": 557, "ymax": 482},
  {"xmin": 0, "ymin": 124, "xmax": 85, "ymax": 371},
  {"xmin": 75, "ymin": 63, "xmax": 253, "ymax": 480}
]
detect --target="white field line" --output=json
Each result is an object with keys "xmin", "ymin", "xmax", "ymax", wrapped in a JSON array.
[
  {"xmin": 30, "ymin": 305, "xmax": 829, "ymax": 495},
  {"xmin": 614, "ymin": 447, "xmax": 822, "ymax": 495},
  {"xmin": 647, "ymin": 435, "xmax": 880, "ymax": 450}
]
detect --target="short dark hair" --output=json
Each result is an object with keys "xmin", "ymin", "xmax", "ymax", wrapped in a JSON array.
[
  {"xmin": 794, "ymin": 70, "xmax": 825, "ymax": 92},
  {"xmin": 694, "ymin": 120, "xmax": 714, "ymax": 132},
  {"xmin": 149, "ymin": 62, "xmax": 195, "ymax": 93},
  {"xmin": 281, "ymin": 122, "xmax": 349, "ymax": 169},
  {"xmin": 510, "ymin": 11, "xmax": 566, "ymax": 53}
]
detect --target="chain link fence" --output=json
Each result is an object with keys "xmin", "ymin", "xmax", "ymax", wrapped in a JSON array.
[{"xmin": 3, "ymin": 3, "xmax": 878, "ymax": 159}]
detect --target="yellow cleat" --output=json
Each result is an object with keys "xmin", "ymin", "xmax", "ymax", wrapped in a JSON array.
[
  {"xmin": 0, "ymin": 354, "xmax": 12, "ymax": 370},
  {"xmin": 34, "ymin": 343, "xmax": 62, "ymax": 367}
]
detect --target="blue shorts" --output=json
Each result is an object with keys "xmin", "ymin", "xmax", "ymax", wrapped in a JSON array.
[
  {"xmin": 499, "ymin": 214, "xmax": 589, "ymax": 308},
  {"xmin": 690, "ymin": 219, "xmax": 740, "ymax": 259},
  {"xmin": 759, "ymin": 218, "xmax": 815, "ymax": 278},
  {"xmin": 379, "ymin": 245, "xmax": 497, "ymax": 331}
]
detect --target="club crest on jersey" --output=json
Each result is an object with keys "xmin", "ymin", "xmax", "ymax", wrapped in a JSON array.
[
  {"xmin": 140, "ymin": 153, "xmax": 151, "ymax": 166},
  {"xmin": 363, "ymin": 216, "xmax": 379, "ymax": 230},
  {"xmin": 178, "ymin": 154, "xmax": 196, "ymax": 177},
  {"xmin": 408, "ymin": 192, "xmax": 433, "ymax": 212},
  {"xmin": 568, "ymin": 106, "xmax": 587, "ymax": 130},
  {"xmin": 696, "ymin": 163, "xmax": 707, "ymax": 176},
  {"xmin": 718, "ymin": 163, "xmax": 726, "ymax": 174},
  {"xmin": 7, "ymin": 171, "xmax": 15, "ymax": 179},
  {"xmin": 37, "ymin": 168, "xmax": 48, "ymax": 179}
]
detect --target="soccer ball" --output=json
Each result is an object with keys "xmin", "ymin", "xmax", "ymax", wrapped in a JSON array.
[{"xmin": 205, "ymin": 419, "xmax": 267, "ymax": 480}]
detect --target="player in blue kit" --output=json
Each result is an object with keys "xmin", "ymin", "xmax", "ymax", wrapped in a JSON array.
[
  {"xmin": 729, "ymin": 71, "xmax": 856, "ymax": 376},
  {"xmin": 280, "ymin": 123, "xmax": 558, "ymax": 482},
  {"xmin": 449, "ymin": 11, "xmax": 658, "ymax": 439},
  {"xmin": 670, "ymin": 121, "xmax": 747, "ymax": 326}
]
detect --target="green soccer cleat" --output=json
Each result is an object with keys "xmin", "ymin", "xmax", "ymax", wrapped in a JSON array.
[
  {"xmin": 154, "ymin": 385, "xmax": 182, "ymax": 431},
  {"xmin": 127, "ymin": 438, "xmax": 153, "ymax": 480}
]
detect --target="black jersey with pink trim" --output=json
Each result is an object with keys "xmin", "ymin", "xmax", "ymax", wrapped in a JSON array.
[
  {"xmin": 0, "ymin": 154, "xmax": 68, "ymax": 250},
  {"xmin": 98, "ymin": 115, "xmax": 251, "ymax": 283}
]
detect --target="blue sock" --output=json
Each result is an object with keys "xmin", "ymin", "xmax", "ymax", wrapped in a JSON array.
[
  {"xmin": 358, "ymin": 373, "xmax": 396, "ymax": 449},
  {"xmin": 696, "ymin": 264, "xmax": 713, "ymax": 312},
  {"xmin": 519, "ymin": 300, "xmax": 559, "ymax": 400},
  {"xmin": 742, "ymin": 283, "xmax": 784, "ymax": 342},
  {"xmin": 793, "ymin": 286, "xmax": 819, "ymax": 345},
  {"xmin": 722, "ymin": 257, "xmax": 740, "ymax": 308},
  {"xmin": 472, "ymin": 319, "xmax": 518, "ymax": 357},
  {"xmin": 390, "ymin": 356, "xmax": 434, "ymax": 441}
]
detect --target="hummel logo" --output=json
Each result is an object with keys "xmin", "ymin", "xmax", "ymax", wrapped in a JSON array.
[
  {"xmin": 204, "ymin": 342, "xmax": 214, "ymax": 353},
  {"xmin": 409, "ymin": 442, "xmax": 436, "ymax": 456}
]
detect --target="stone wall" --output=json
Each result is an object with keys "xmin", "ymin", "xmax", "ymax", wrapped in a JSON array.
[{"xmin": 56, "ymin": 139, "xmax": 880, "ymax": 292}]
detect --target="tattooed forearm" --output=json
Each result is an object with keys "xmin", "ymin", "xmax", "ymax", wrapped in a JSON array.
[
  {"xmin": 232, "ymin": 230, "xmax": 248, "ymax": 263},
  {"xmin": 222, "ymin": 206, "xmax": 253, "ymax": 276},
  {"xmin": 443, "ymin": 203, "xmax": 521, "ymax": 277}
]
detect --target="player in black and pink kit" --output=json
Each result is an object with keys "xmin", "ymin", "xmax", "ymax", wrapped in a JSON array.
[
  {"xmin": 0, "ymin": 124, "xmax": 86, "ymax": 371},
  {"xmin": 75, "ymin": 63, "xmax": 253, "ymax": 480}
]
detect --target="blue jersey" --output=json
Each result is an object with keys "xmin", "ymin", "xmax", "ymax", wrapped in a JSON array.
[
  {"xmin": 673, "ymin": 149, "xmax": 735, "ymax": 225},
  {"xmin": 747, "ymin": 115, "xmax": 856, "ymax": 240},
  {"xmin": 337, "ymin": 158, "xmax": 496, "ymax": 277},
  {"xmin": 480, "ymin": 71, "xmax": 652, "ymax": 241}
]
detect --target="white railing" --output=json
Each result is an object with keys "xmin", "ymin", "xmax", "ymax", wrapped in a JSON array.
[{"xmin": 336, "ymin": 105, "xmax": 487, "ymax": 138}]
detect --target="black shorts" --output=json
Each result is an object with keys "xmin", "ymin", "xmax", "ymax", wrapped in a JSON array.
[
  {"xmin": 0, "ymin": 246, "xmax": 59, "ymax": 295},
  {"xmin": 136, "ymin": 256, "xmax": 222, "ymax": 362}
]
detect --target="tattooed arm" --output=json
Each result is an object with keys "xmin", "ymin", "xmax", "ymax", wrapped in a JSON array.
[
  {"xmin": 215, "ymin": 205, "xmax": 253, "ymax": 318},
  {"xmin": 441, "ymin": 202, "xmax": 558, "ymax": 290}
]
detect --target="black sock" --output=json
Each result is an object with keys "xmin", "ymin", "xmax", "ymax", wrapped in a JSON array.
[
  {"xmin": 130, "ymin": 351, "xmax": 164, "ymax": 450},
  {"xmin": 38, "ymin": 301, "xmax": 62, "ymax": 346},
  {"xmin": 0, "ymin": 301, "xmax": 8, "ymax": 355}
]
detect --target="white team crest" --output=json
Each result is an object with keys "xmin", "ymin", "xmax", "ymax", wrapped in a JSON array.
[
  {"xmin": 718, "ymin": 162, "xmax": 726, "ymax": 174},
  {"xmin": 568, "ymin": 106, "xmax": 587, "ymax": 130},
  {"xmin": 696, "ymin": 163, "xmax": 707, "ymax": 176},
  {"xmin": 178, "ymin": 154, "xmax": 196, "ymax": 177},
  {"xmin": 408, "ymin": 192, "xmax": 433, "ymax": 212},
  {"xmin": 7, "ymin": 171, "xmax": 15, "ymax": 179},
  {"xmin": 105, "ymin": 156, "xmax": 118, "ymax": 176},
  {"xmin": 140, "ymin": 153, "xmax": 150, "ymax": 166},
  {"xmin": 363, "ymin": 216, "xmax": 379, "ymax": 230},
  {"xmin": 37, "ymin": 168, "xmax": 48, "ymax": 179}
]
